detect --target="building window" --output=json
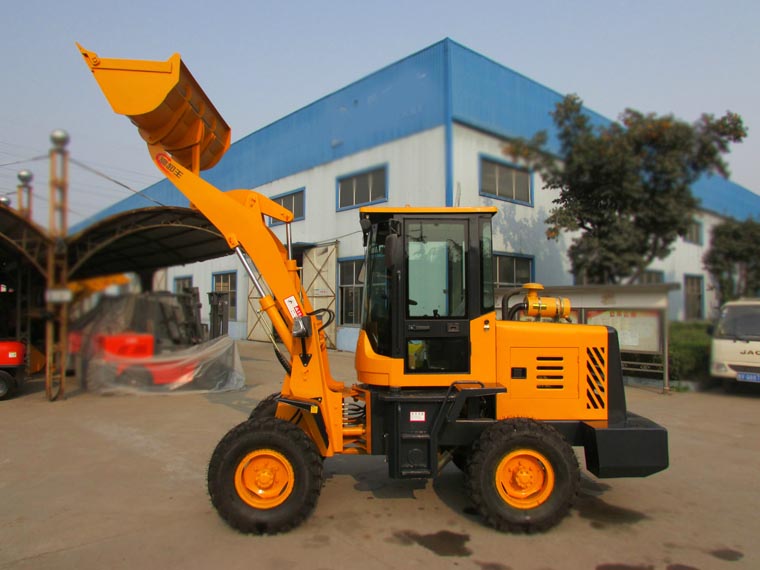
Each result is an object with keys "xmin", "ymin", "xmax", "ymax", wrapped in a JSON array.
[
  {"xmin": 174, "ymin": 276, "xmax": 192, "ymax": 293},
  {"xmin": 494, "ymin": 254, "xmax": 533, "ymax": 288},
  {"xmin": 337, "ymin": 166, "xmax": 387, "ymax": 210},
  {"xmin": 213, "ymin": 271, "xmax": 237, "ymax": 321},
  {"xmin": 339, "ymin": 259, "xmax": 364, "ymax": 325},
  {"xmin": 638, "ymin": 270, "xmax": 665, "ymax": 285},
  {"xmin": 269, "ymin": 188, "xmax": 305, "ymax": 225},
  {"xmin": 480, "ymin": 157, "xmax": 532, "ymax": 204},
  {"xmin": 684, "ymin": 275, "xmax": 704, "ymax": 320},
  {"xmin": 684, "ymin": 220, "xmax": 703, "ymax": 245}
]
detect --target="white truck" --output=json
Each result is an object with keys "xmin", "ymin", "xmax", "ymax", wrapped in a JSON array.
[{"xmin": 710, "ymin": 298, "xmax": 760, "ymax": 389}]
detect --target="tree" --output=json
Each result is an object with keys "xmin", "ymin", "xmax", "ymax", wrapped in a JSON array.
[
  {"xmin": 507, "ymin": 95, "xmax": 746, "ymax": 284},
  {"xmin": 703, "ymin": 218, "xmax": 760, "ymax": 304}
]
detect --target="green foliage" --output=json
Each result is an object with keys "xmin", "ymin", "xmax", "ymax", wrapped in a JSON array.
[
  {"xmin": 507, "ymin": 95, "xmax": 747, "ymax": 284},
  {"xmin": 703, "ymin": 218, "xmax": 760, "ymax": 304},
  {"xmin": 668, "ymin": 321, "xmax": 712, "ymax": 382}
]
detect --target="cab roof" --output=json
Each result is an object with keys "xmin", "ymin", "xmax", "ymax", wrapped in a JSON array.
[{"xmin": 360, "ymin": 205, "xmax": 497, "ymax": 218}]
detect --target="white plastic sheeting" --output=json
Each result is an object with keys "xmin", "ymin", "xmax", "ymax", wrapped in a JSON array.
[
  {"xmin": 84, "ymin": 335, "xmax": 245, "ymax": 395},
  {"xmin": 69, "ymin": 293, "xmax": 244, "ymax": 394}
]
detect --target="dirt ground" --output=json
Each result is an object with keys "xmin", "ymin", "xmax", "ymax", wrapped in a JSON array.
[{"xmin": 1, "ymin": 340, "xmax": 757, "ymax": 570}]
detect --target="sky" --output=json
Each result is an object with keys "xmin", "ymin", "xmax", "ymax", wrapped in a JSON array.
[{"xmin": 1, "ymin": 0, "xmax": 759, "ymax": 230}]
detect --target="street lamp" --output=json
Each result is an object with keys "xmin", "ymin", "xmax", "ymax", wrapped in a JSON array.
[
  {"xmin": 49, "ymin": 129, "xmax": 69, "ymax": 236},
  {"xmin": 16, "ymin": 169, "xmax": 33, "ymax": 220},
  {"xmin": 50, "ymin": 129, "xmax": 70, "ymax": 150}
]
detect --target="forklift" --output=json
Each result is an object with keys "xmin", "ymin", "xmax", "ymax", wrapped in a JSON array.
[{"xmin": 78, "ymin": 45, "xmax": 668, "ymax": 534}]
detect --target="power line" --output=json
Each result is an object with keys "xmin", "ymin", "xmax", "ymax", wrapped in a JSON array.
[
  {"xmin": 69, "ymin": 158, "xmax": 166, "ymax": 207},
  {"xmin": 0, "ymin": 155, "xmax": 48, "ymax": 169}
]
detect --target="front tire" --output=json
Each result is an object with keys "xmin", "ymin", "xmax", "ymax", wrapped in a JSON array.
[
  {"xmin": 249, "ymin": 392, "xmax": 279, "ymax": 420},
  {"xmin": 208, "ymin": 417, "xmax": 323, "ymax": 534},
  {"xmin": 466, "ymin": 418, "xmax": 579, "ymax": 533}
]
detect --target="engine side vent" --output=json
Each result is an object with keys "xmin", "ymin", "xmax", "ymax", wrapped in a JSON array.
[
  {"xmin": 536, "ymin": 355, "xmax": 565, "ymax": 389},
  {"xmin": 586, "ymin": 347, "xmax": 607, "ymax": 409}
]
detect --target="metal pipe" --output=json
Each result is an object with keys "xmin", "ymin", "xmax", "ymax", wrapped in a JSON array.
[
  {"xmin": 508, "ymin": 302, "xmax": 528, "ymax": 321},
  {"xmin": 234, "ymin": 246, "xmax": 266, "ymax": 297},
  {"xmin": 286, "ymin": 223, "xmax": 293, "ymax": 260}
]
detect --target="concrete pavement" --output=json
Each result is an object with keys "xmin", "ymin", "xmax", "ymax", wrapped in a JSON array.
[{"xmin": 1, "ymin": 341, "xmax": 757, "ymax": 569}]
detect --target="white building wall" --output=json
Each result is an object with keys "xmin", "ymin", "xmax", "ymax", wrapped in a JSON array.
[
  {"xmin": 451, "ymin": 123, "xmax": 574, "ymax": 286},
  {"xmin": 164, "ymin": 121, "xmax": 725, "ymax": 347},
  {"xmin": 167, "ymin": 127, "xmax": 446, "ymax": 343},
  {"xmin": 647, "ymin": 210, "xmax": 725, "ymax": 321},
  {"xmin": 254, "ymin": 127, "xmax": 446, "ymax": 260},
  {"xmin": 452, "ymin": 123, "xmax": 723, "ymax": 320}
]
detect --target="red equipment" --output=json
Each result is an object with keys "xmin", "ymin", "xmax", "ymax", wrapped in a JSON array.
[{"xmin": 0, "ymin": 340, "xmax": 26, "ymax": 400}]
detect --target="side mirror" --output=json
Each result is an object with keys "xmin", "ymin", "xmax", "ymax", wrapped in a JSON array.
[
  {"xmin": 385, "ymin": 234, "xmax": 403, "ymax": 269},
  {"xmin": 360, "ymin": 217, "xmax": 372, "ymax": 247}
]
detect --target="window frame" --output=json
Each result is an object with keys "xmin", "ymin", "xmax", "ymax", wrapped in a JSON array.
[
  {"xmin": 336, "ymin": 164, "xmax": 388, "ymax": 212},
  {"xmin": 684, "ymin": 274, "xmax": 704, "ymax": 321},
  {"xmin": 493, "ymin": 253, "xmax": 535, "ymax": 288},
  {"xmin": 683, "ymin": 220, "xmax": 703, "ymax": 245},
  {"xmin": 479, "ymin": 154, "xmax": 534, "ymax": 207},
  {"xmin": 338, "ymin": 257, "xmax": 365, "ymax": 326},
  {"xmin": 212, "ymin": 270, "xmax": 238, "ymax": 322},
  {"xmin": 174, "ymin": 275, "xmax": 193, "ymax": 294},
  {"xmin": 638, "ymin": 270, "xmax": 665, "ymax": 285},
  {"xmin": 268, "ymin": 187, "xmax": 306, "ymax": 226},
  {"xmin": 405, "ymin": 219, "xmax": 468, "ymax": 320}
]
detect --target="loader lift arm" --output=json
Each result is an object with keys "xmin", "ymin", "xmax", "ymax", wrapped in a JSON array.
[{"xmin": 78, "ymin": 44, "xmax": 347, "ymax": 455}]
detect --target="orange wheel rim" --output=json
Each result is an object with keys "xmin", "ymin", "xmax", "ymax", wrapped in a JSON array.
[
  {"xmin": 495, "ymin": 448, "xmax": 555, "ymax": 509},
  {"xmin": 234, "ymin": 449, "xmax": 294, "ymax": 510}
]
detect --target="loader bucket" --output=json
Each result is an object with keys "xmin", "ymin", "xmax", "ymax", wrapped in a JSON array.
[{"xmin": 77, "ymin": 43, "xmax": 230, "ymax": 173}]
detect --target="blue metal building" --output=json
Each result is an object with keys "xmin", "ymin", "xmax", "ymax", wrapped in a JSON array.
[{"xmin": 75, "ymin": 39, "xmax": 760, "ymax": 348}]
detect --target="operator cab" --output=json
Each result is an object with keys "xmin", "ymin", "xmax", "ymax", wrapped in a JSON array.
[{"xmin": 357, "ymin": 207, "xmax": 498, "ymax": 386}]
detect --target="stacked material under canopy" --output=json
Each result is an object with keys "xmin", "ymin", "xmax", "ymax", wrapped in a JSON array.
[{"xmin": 70, "ymin": 293, "xmax": 245, "ymax": 394}]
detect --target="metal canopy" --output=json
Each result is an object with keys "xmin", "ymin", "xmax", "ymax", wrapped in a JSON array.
[
  {"xmin": 0, "ymin": 205, "xmax": 50, "ymax": 278},
  {"xmin": 0, "ymin": 205, "xmax": 230, "ymax": 284},
  {"xmin": 66, "ymin": 206, "xmax": 228, "ymax": 280}
]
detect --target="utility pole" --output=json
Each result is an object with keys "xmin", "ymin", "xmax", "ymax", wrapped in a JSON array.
[{"xmin": 45, "ymin": 129, "xmax": 71, "ymax": 401}]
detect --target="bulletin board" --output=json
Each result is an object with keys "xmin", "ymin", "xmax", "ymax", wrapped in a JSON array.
[{"xmin": 585, "ymin": 309, "xmax": 662, "ymax": 354}]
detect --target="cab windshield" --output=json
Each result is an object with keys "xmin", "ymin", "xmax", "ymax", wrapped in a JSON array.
[{"xmin": 715, "ymin": 304, "xmax": 760, "ymax": 341}]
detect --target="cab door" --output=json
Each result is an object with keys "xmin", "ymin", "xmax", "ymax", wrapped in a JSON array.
[{"xmin": 403, "ymin": 219, "xmax": 470, "ymax": 374}]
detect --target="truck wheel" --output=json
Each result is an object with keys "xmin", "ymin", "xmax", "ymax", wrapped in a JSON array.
[
  {"xmin": 208, "ymin": 417, "xmax": 323, "ymax": 534},
  {"xmin": 466, "ymin": 418, "xmax": 579, "ymax": 533},
  {"xmin": 0, "ymin": 370, "xmax": 16, "ymax": 400},
  {"xmin": 248, "ymin": 392, "xmax": 279, "ymax": 420}
]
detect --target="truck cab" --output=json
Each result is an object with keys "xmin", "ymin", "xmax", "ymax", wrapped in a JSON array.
[{"xmin": 711, "ymin": 298, "xmax": 760, "ymax": 389}]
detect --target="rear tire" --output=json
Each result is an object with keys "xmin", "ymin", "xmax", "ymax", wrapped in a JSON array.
[
  {"xmin": 0, "ymin": 370, "xmax": 16, "ymax": 400},
  {"xmin": 208, "ymin": 417, "xmax": 323, "ymax": 534},
  {"xmin": 466, "ymin": 418, "xmax": 579, "ymax": 533}
]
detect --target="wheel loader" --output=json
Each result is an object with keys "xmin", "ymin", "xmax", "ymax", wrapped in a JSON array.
[{"xmin": 78, "ymin": 45, "xmax": 668, "ymax": 534}]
